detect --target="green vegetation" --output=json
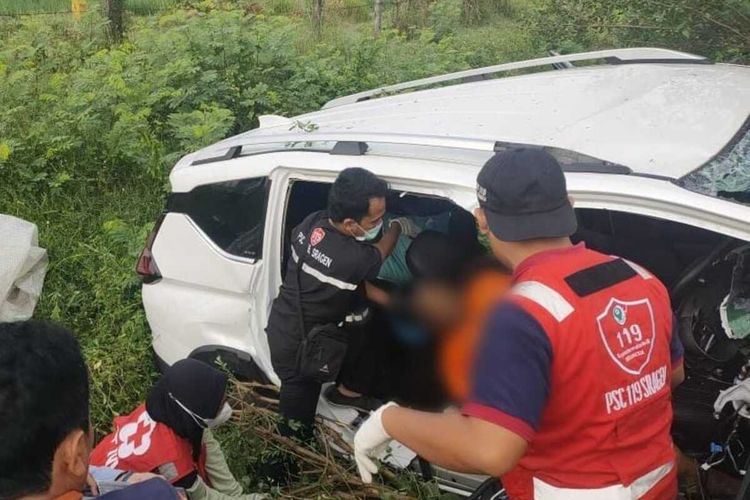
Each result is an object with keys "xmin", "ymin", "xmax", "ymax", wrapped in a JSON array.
[
  {"xmin": 0, "ymin": 0, "xmax": 177, "ymax": 15},
  {"xmin": 0, "ymin": 0, "xmax": 69, "ymax": 14},
  {"xmin": 527, "ymin": 0, "xmax": 749, "ymax": 63},
  {"xmin": 0, "ymin": 0, "xmax": 746, "ymax": 495}
]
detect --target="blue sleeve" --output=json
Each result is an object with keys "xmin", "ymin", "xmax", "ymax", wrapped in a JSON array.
[
  {"xmin": 462, "ymin": 302, "xmax": 552, "ymax": 441},
  {"xmin": 671, "ymin": 314, "xmax": 684, "ymax": 364}
]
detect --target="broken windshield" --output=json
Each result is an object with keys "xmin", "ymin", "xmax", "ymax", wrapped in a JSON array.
[{"xmin": 678, "ymin": 117, "xmax": 750, "ymax": 205}]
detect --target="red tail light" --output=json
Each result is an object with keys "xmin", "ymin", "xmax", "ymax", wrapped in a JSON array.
[{"xmin": 136, "ymin": 214, "xmax": 165, "ymax": 284}]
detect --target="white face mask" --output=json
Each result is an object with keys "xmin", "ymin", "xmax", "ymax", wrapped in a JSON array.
[
  {"xmin": 169, "ymin": 393, "xmax": 233, "ymax": 429},
  {"xmin": 353, "ymin": 220, "xmax": 383, "ymax": 242},
  {"xmin": 206, "ymin": 402, "xmax": 233, "ymax": 428}
]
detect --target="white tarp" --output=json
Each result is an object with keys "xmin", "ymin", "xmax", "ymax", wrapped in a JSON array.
[{"xmin": 0, "ymin": 215, "xmax": 48, "ymax": 321}]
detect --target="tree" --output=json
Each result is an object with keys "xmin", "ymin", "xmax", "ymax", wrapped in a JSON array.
[
  {"xmin": 312, "ymin": 0, "xmax": 324, "ymax": 35},
  {"xmin": 102, "ymin": 0, "xmax": 124, "ymax": 42},
  {"xmin": 526, "ymin": 0, "xmax": 750, "ymax": 63},
  {"xmin": 374, "ymin": 0, "xmax": 384, "ymax": 37}
]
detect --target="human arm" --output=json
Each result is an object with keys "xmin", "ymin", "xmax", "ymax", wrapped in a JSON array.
[
  {"xmin": 382, "ymin": 407, "xmax": 527, "ymax": 477},
  {"xmin": 365, "ymin": 281, "xmax": 390, "ymax": 306},
  {"xmin": 671, "ymin": 314, "xmax": 685, "ymax": 388},
  {"xmin": 202, "ymin": 430, "xmax": 243, "ymax": 496},
  {"xmin": 182, "ymin": 431, "xmax": 265, "ymax": 500},
  {"xmin": 373, "ymin": 221, "xmax": 401, "ymax": 260},
  {"xmin": 372, "ymin": 217, "xmax": 422, "ymax": 260},
  {"xmin": 672, "ymin": 364, "xmax": 685, "ymax": 388},
  {"xmin": 354, "ymin": 303, "xmax": 551, "ymax": 482},
  {"xmin": 185, "ymin": 477, "xmax": 264, "ymax": 500}
]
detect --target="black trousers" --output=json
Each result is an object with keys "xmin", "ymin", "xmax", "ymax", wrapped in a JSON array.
[
  {"xmin": 277, "ymin": 375, "xmax": 322, "ymax": 441},
  {"xmin": 274, "ymin": 321, "xmax": 381, "ymax": 441}
]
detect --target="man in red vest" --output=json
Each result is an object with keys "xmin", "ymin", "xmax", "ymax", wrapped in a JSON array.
[{"xmin": 353, "ymin": 148, "xmax": 685, "ymax": 499}]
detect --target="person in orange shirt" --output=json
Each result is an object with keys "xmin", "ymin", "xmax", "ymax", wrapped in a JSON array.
[{"xmin": 405, "ymin": 231, "xmax": 511, "ymax": 402}]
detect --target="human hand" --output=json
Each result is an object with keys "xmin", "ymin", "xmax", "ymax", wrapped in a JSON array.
[
  {"xmin": 85, "ymin": 473, "xmax": 99, "ymax": 495},
  {"xmin": 353, "ymin": 402, "xmax": 398, "ymax": 483},
  {"xmin": 389, "ymin": 218, "xmax": 420, "ymax": 238},
  {"xmin": 714, "ymin": 379, "xmax": 750, "ymax": 417}
]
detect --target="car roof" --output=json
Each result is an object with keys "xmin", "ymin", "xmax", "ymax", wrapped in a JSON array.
[{"xmin": 180, "ymin": 49, "xmax": 750, "ymax": 180}]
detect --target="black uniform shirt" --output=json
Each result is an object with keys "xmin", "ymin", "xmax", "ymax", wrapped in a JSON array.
[{"xmin": 266, "ymin": 211, "xmax": 382, "ymax": 376}]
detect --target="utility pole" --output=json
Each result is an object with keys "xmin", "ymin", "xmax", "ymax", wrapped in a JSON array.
[
  {"xmin": 373, "ymin": 0, "xmax": 384, "ymax": 37},
  {"xmin": 102, "ymin": 0, "xmax": 124, "ymax": 42}
]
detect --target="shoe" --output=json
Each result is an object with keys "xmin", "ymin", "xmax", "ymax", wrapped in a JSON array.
[{"xmin": 323, "ymin": 385, "xmax": 383, "ymax": 413}]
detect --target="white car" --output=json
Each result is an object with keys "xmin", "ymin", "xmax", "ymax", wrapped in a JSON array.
[{"xmin": 139, "ymin": 48, "xmax": 750, "ymax": 496}]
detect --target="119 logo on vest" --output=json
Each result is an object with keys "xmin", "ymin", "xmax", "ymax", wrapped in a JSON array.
[{"xmin": 597, "ymin": 298, "xmax": 656, "ymax": 375}]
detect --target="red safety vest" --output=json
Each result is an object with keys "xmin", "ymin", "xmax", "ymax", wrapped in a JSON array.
[
  {"xmin": 90, "ymin": 404, "xmax": 208, "ymax": 485},
  {"xmin": 501, "ymin": 244, "xmax": 676, "ymax": 499}
]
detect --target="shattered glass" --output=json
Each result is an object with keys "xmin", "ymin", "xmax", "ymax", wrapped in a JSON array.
[{"xmin": 678, "ymin": 121, "xmax": 750, "ymax": 205}]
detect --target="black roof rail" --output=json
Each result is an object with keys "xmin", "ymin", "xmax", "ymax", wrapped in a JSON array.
[{"xmin": 494, "ymin": 141, "xmax": 633, "ymax": 175}]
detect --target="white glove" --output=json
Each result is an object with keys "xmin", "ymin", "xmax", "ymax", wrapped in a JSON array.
[
  {"xmin": 714, "ymin": 379, "xmax": 750, "ymax": 417},
  {"xmin": 390, "ymin": 218, "xmax": 420, "ymax": 238},
  {"xmin": 353, "ymin": 402, "xmax": 398, "ymax": 483}
]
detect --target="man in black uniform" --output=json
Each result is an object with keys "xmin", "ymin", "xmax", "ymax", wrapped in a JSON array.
[{"xmin": 266, "ymin": 167, "xmax": 418, "ymax": 441}]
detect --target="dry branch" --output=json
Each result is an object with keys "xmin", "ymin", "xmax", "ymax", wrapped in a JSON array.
[{"xmin": 229, "ymin": 381, "xmax": 419, "ymax": 500}]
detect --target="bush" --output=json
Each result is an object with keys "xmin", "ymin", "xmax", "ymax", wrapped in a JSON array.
[
  {"xmin": 429, "ymin": 0, "xmax": 462, "ymax": 40},
  {"xmin": 263, "ymin": 0, "xmax": 301, "ymax": 16},
  {"xmin": 0, "ymin": 0, "xmax": 538, "ymax": 435},
  {"xmin": 524, "ymin": 0, "xmax": 750, "ymax": 63}
]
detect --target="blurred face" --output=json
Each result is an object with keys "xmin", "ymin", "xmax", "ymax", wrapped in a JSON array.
[
  {"xmin": 411, "ymin": 281, "xmax": 462, "ymax": 332},
  {"xmin": 343, "ymin": 196, "xmax": 386, "ymax": 239}
]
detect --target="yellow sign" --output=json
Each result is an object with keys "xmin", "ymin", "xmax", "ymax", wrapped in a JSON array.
[{"xmin": 72, "ymin": 0, "xmax": 87, "ymax": 20}]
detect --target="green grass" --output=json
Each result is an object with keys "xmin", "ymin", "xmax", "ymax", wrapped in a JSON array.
[
  {"xmin": 0, "ymin": 0, "xmax": 69, "ymax": 14},
  {"xmin": 1, "ymin": 179, "xmax": 165, "ymax": 433},
  {"xmin": 125, "ymin": 0, "xmax": 177, "ymax": 15},
  {"xmin": 0, "ymin": 0, "xmax": 176, "ymax": 15}
]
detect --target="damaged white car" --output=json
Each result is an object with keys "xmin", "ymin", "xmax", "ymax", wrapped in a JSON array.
[{"xmin": 139, "ymin": 48, "xmax": 750, "ymax": 497}]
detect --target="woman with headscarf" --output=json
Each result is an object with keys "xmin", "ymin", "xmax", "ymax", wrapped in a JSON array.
[{"xmin": 90, "ymin": 359, "xmax": 263, "ymax": 500}]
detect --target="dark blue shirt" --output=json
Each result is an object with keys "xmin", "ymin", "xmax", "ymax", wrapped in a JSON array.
[
  {"xmin": 99, "ymin": 478, "xmax": 180, "ymax": 500},
  {"xmin": 464, "ymin": 301, "xmax": 552, "ymax": 440}
]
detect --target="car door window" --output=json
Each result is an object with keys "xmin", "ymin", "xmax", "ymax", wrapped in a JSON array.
[{"xmin": 167, "ymin": 177, "xmax": 270, "ymax": 260}]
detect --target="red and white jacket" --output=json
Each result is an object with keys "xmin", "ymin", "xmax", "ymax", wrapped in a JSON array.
[{"xmin": 90, "ymin": 404, "xmax": 208, "ymax": 485}]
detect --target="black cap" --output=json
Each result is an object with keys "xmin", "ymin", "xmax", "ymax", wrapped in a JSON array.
[{"xmin": 477, "ymin": 148, "xmax": 577, "ymax": 242}]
